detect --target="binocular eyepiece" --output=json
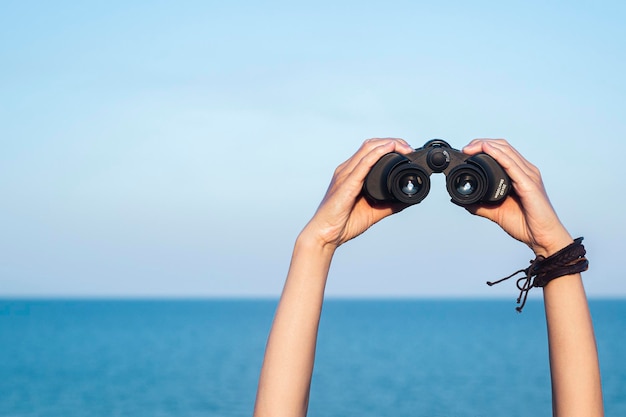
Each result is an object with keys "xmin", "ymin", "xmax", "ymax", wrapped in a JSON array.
[{"xmin": 363, "ymin": 139, "xmax": 510, "ymax": 206}]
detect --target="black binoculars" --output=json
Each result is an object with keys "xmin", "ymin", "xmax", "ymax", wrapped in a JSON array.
[{"xmin": 363, "ymin": 139, "xmax": 511, "ymax": 206}]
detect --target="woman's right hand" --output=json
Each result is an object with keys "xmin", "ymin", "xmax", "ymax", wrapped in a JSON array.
[
  {"xmin": 302, "ymin": 138, "xmax": 414, "ymax": 250},
  {"xmin": 462, "ymin": 139, "xmax": 574, "ymax": 257}
]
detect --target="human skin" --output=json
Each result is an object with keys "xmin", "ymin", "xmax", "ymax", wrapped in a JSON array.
[
  {"xmin": 253, "ymin": 138, "xmax": 603, "ymax": 417},
  {"xmin": 463, "ymin": 139, "xmax": 603, "ymax": 417}
]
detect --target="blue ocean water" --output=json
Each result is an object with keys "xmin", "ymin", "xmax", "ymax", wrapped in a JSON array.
[{"xmin": 0, "ymin": 299, "xmax": 624, "ymax": 417}]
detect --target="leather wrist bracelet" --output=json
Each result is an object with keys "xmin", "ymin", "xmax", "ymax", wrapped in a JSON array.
[{"xmin": 487, "ymin": 237, "xmax": 589, "ymax": 312}]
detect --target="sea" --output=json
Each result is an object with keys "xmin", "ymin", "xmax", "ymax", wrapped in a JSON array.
[{"xmin": 1, "ymin": 299, "xmax": 624, "ymax": 417}]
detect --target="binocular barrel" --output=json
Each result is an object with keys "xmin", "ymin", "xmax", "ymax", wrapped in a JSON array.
[{"xmin": 363, "ymin": 139, "xmax": 510, "ymax": 206}]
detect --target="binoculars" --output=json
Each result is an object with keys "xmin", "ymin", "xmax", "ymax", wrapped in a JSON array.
[{"xmin": 363, "ymin": 139, "xmax": 511, "ymax": 206}]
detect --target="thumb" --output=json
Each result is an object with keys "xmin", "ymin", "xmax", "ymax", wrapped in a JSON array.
[{"xmin": 462, "ymin": 202, "xmax": 499, "ymax": 223}]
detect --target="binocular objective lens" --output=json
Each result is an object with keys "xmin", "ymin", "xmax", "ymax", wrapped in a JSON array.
[
  {"xmin": 388, "ymin": 164, "xmax": 430, "ymax": 205},
  {"xmin": 455, "ymin": 175, "xmax": 478, "ymax": 196},
  {"xmin": 399, "ymin": 174, "xmax": 421, "ymax": 196},
  {"xmin": 446, "ymin": 164, "xmax": 486, "ymax": 205},
  {"xmin": 402, "ymin": 180, "xmax": 418, "ymax": 195}
]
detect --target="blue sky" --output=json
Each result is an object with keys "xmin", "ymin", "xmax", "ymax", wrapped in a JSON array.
[{"xmin": 1, "ymin": 1, "xmax": 625, "ymax": 298}]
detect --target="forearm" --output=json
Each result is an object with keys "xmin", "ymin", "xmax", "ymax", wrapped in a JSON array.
[
  {"xmin": 543, "ymin": 273, "xmax": 603, "ymax": 417},
  {"xmin": 254, "ymin": 230, "xmax": 335, "ymax": 417}
]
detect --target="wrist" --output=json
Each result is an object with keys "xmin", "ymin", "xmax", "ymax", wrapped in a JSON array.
[
  {"xmin": 490, "ymin": 235, "xmax": 588, "ymax": 312},
  {"xmin": 533, "ymin": 229, "xmax": 574, "ymax": 258},
  {"xmin": 296, "ymin": 226, "xmax": 338, "ymax": 258}
]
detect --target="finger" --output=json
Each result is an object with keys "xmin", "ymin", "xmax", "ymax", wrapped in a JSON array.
[
  {"xmin": 462, "ymin": 138, "xmax": 510, "ymax": 155},
  {"xmin": 463, "ymin": 202, "xmax": 493, "ymax": 220},
  {"xmin": 464, "ymin": 139, "xmax": 539, "ymax": 186},
  {"xmin": 483, "ymin": 141, "xmax": 536, "ymax": 178},
  {"xmin": 484, "ymin": 143, "xmax": 546, "ymax": 197},
  {"xmin": 335, "ymin": 140, "xmax": 405, "ymax": 199},
  {"xmin": 338, "ymin": 138, "xmax": 413, "ymax": 178},
  {"xmin": 464, "ymin": 200, "xmax": 499, "ymax": 222},
  {"xmin": 484, "ymin": 140, "xmax": 539, "ymax": 176},
  {"xmin": 350, "ymin": 140, "xmax": 412, "ymax": 185},
  {"xmin": 321, "ymin": 140, "xmax": 402, "ymax": 208},
  {"xmin": 463, "ymin": 194, "xmax": 521, "ymax": 227}
]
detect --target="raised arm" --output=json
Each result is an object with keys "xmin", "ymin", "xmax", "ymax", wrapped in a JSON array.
[
  {"xmin": 253, "ymin": 138, "xmax": 414, "ymax": 417},
  {"xmin": 463, "ymin": 139, "xmax": 604, "ymax": 417}
]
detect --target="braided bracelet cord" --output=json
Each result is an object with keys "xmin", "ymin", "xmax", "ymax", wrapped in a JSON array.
[{"xmin": 487, "ymin": 237, "xmax": 589, "ymax": 312}]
